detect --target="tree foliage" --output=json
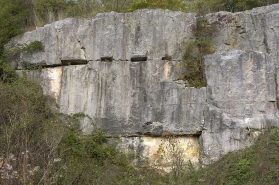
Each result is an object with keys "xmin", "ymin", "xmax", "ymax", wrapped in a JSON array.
[
  {"xmin": 0, "ymin": 0, "xmax": 33, "ymax": 56},
  {"xmin": 186, "ymin": 0, "xmax": 279, "ymax": 13},
  {"xmin": 128, "ymin": 0, "xmax": 187, "ymax": 12}
]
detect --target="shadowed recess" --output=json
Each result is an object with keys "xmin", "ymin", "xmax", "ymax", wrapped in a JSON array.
[
  {"xmin": 131, "ymin": 55, "xmax": 147, "ymax": 62},
  {"xmin": 101, "ymin": 56, "xmax": 113, "ymax": 62},
  {"xmin": 162, "ymin": 55, "xmax": 172, "ymax": 60},
  {"xmin": 61, "ymin": 59, "xmax": 89, "ymax": 65}
]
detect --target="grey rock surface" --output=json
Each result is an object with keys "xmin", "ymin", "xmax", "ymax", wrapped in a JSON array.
[
  {"xmin": 8, "ymin": 4, "xmax": 279, "ymax": 167},
  {"xmin": 20, "ymin": 59, "xmax": 206, "ymax": 136},
  {"xmin": 202, "ymin": 50, "xmax": 279, "ymax": 164},
  {"xmin": 6, "ymin": 10, "xmax": 196, "ymax": 69}
]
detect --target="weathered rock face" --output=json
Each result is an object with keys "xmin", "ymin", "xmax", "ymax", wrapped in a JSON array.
[
  {"xmin": 202, "ymin": 50, "xmax": 279, "ymax": 164},
  {"xmin": 118, "ymin": 136, "xmax": 200, "ymax": 171},
  {"xmin": 21, "ymin": 59, "xmax": 205, "ymax": 136},
  {"xmin": 7, "ymin": 10, "xmax": 196, "ymax": 69},
  {"xmin": 7, "ymin": 4, "xmax": 279, "ymax": 168}
]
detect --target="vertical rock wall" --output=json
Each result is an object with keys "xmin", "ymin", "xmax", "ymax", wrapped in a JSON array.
[
  {"xmin": 7, "ymin": 4, "xmax": 279, "ymax": 168},
  {"xmin": 202, "ymin": 50, "xmax": 279, "ymax": 164}
]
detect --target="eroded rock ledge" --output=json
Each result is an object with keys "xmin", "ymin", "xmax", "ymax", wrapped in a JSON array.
[{"xmin": 6, "ymin": 4, "xmax": 279, "ymax": 169}]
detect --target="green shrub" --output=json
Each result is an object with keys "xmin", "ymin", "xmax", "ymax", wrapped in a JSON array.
[
  {"xmin": 185, "ymin": 0, "xmax": 224, "ymax": 13},
  {"xmin": 186, "ymin": 0, "xmax": 279, "ymax": 13},
  {"xmin": 3, "ymin": 40, "xmax": 44, "ymax": 64},
  {"xmin": 221, "ymin": 0, "xmax": 279, "ymax": 12},
  {"xmin": 128, "ymin": 0, "xmax": 187, "ymax": 12},
  {"xmin": 0, "ymin": 59, "xmax": 17, "ymax": 83},
  {"xmin": 21, "ymin": 41, "xmax": 44, "ymax": 53},
  {"xmin": 182, "ymin": 14, "xmax": 216, "ymax": 88}
]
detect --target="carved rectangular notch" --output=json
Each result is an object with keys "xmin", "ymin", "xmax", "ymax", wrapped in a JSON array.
[
  {"xmin": 162, "ymin": 55, "xmax": 172, "ymax": 61},
  {"xmin": 131, "ymin": 55, "xmax": 147, "ymax": 62},
  {"xmin": 101, "ymin": 56, "xmax": 113, "ymax": 62},
  {"xmin": 61, "ymin": 59, "xmax": 88, "ymax": 65}
]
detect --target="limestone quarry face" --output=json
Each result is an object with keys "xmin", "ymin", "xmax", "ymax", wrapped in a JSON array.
[
  {"xmin": 202, "ymin": 50, "xmax": 279, "ymax": 164},
  {"xmin": 7, "ymin": 4, "xmax": 279, "ymax": 168}
]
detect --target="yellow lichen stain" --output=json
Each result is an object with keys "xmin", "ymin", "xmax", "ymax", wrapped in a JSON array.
[
  {"xmin": 236, "ymin": 140, "xmax": 240, "ymax": 147},
  {"xmin": 141, "ymin": 136, "xmax": 199, "ymax": 172},
  {"xmin": 48, "ymin": 67, "xmax": 62, "ymax": 101},
  {"xmin": 250, "ymin": 131, "xmax": 261, "ymax": 139},
  {"xmin": 262, "ymin": 63, "xmax": 266, "ymax": 81},
  {"xmin": 164, "ymin": 61, "xmax": 171, "ymax": 80},
  {"xmin": 245, "ymin": 58, "xmax": 253, "ymax": 79},
  {"xmin": 155, "ymin": 64, "xmax": 160, "ymax": 76},
  {"xmin": 0, "ymin": 157, "xmax": 3, "ymax": 169}
]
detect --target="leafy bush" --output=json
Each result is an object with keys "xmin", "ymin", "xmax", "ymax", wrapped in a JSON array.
[
  {"xmin": 221, "ymin": 0, "xmax": 279, "ymax": 12},
  {"xmin": 0, "ymin": 59, "xmax": 17, "ymax": 83},
  {"xmin": 186, "ymin": 0, "xmax": 279, "ymax": 13},
  {"xmin": 21, "ymin": 41, "xmax": 44, "ymax": 53},
  {"xmin": 5, "ymin": 41, "xmax": 44, "ymax": 60},
  {"xmin": 128, "ymin": 0, "xmax": 186, "ymax": 12},
  {"xmin": 182, "ymin": 13, "xmax": 216, "ymax": 88},
  {"xmin": 185, "ymin": 0, "xmax": 224, "ymax": 13}
]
